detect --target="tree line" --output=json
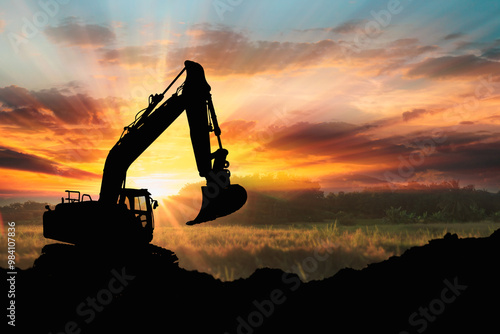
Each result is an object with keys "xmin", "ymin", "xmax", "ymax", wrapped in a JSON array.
[
  {"xmin": 0, "ymin": 201, "xmax": 50, "ymax": 224},
  {"xmin": 326, "ymin": 180, "xmax": 500, "ymax": 224},
  {"xmin": 216, "ymin": 177, "xmax": 500, "ymax": 224},
  {"xmin": 2, "ymin": 176, "xmax": 500, "ymax": 225}
]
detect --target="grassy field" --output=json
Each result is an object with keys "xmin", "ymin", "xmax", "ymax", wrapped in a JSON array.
[{"xmin": 2, "ymin": 221, "xmax": 499, "ymax": 281}]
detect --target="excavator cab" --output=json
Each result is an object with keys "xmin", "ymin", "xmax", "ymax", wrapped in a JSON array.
[
  {"xmin": 43, "ymin": 188, "xmax": 156, "ymax": 246},
  {"xmin": 117, "ymin": 188, "xmax": 156, "ymax": 230}
]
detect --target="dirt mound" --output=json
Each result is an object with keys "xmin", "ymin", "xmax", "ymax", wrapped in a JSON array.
[{"xmin": 4, "ymin": 230, "xmax": 499, "ymax": 333}]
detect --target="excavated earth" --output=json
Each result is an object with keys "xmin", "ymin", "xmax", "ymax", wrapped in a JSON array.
[{"xmin": 4, "ymin": 229, "xmax": 500, "ymax": 333}]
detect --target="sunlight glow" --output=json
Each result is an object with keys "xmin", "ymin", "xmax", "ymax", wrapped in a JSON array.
[{"xmin": 1, "ymin": 0, "xmax": 499, "ymax": 204}]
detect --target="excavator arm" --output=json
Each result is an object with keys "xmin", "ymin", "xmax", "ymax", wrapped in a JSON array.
[
  {"xmin": 98, "ymin": 77, "xmax": 186, "ymax": 205},
  {"xmin": 100, "ymin": 60, "xmax": 246, "ymax": 223},
  {"xmin": 43, "ymin": 61, "xmax": 247, "ymax": 246}
]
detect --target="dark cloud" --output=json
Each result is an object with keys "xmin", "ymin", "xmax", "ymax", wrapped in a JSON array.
[
  {"xmin": 33, "ymin": 88, "xmax": 102, "ymax": 124},
  {"xmin": 375, "ymin": 130, "xmax": 500, "ymax": 190},
  {"xmin": 386, "ymin": 45, "xmax": 438, "ymax": 58},
  {"xmin": 166, "ymin": 24, "xmax": 341, "ymax": 76},
  {"xmin": 0, "ymin": 86, "xmax": 56, "ymax": 130},
  {"xmin": 0, "ymin": 106, "xmax": 58, "ymax": 131},
  {"xmin": 389, "ymin": 38, "xmax": 419, "ymax": 47},
  {"xmin": 454, "ymin": 41, "xmax": 477, "ymax": 51},
  {"xmin": 481, "ymin": 47, "xmax": 500, "ymax": 60},
  {"xmin": 402, "ymin": 108, "xmax": 435, "ymax": 122},
  {"xmin": 0, "ymin": 85, "xmax": 123, "ymax": 127},
  {"xmin": 0, "ymin": 85, "xmax": 43, "ymax": 108},
  {"xmin": 330, "ymin": 20, "xmax": 367, "ymax": 34},
  {"xmin": 264, "ymin": 122, "xmax": 363, "ymax": 152},
  {"xmin": 333, "ymin": 138, "xmax": 409, "ymax": 165},
  {"xmin": 372, "ymin": 42, "xmax": 439, "ymax": 75},
  {"xmin": 443, "ymin": 32, "xmax": 465, "ymax": 40},
  {"xmin": 262, "ymin": 121, "xmax": 409, "ymax": 164},
  {"xmin": 0, "ymin": 85, "xmax": 40, "ymax": 109},
  {"xmin": 407, "ymin": 54, "xmax": 500, "ymax": 80},
  {"xmin": 419, "ymin": 140, "xmax": 500, "ymax": 175},
  {"xmin": 256, "ymin": 121, "xmax": 500, "ymax": 189},
  {"xmin": 433, "ymin": 131, "xmax": 494, "ymax": 151},
  {"xmin": 138, "ymin": 24, "xmax": 439, "ymax": 77},
  {"xmin": 0, "ymin": 146, "xmax": 99, "ymax": 179},
  {"xmin": 297, "ymin": 20, "xmax": 368, "ymax": 35},
  {"xmin": 45, "ymin": 17, "xmax": 115, "ymax": 47}
]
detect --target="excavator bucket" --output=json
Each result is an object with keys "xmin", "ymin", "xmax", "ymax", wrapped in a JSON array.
[{"xmin": 186, "ymin": 184, "xmax": 247, "ymax": 225}]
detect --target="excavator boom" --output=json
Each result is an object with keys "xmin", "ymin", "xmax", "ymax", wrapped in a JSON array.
[{"xmin": 100, "ymin": 61, "xmax": 206, "ymax": 204}]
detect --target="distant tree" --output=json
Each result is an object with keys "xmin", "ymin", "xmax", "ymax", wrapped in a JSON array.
[
  {"xmin": 0, "ymin": 201, "xmax": 50, "ymax": 224},
  {"xmin": 327, "ymin": 180, "xmax": 500, "ymax": 222}
]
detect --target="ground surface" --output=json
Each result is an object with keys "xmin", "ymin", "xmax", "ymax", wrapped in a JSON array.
[{"xmin": 4, "ymin": 228, "xmax": 499, "ymax": 333}]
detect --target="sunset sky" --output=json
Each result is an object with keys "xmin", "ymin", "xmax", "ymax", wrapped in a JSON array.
[{"xmin": 1, "ymin": 0, "xmax": 500, "ymax": 204}]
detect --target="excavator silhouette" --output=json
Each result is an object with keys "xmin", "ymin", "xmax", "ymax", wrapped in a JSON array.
[{"xmin": 43, "ymin": 61, "xmax": 247, "ymax": 246}]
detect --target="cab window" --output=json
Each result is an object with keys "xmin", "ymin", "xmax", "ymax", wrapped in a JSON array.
[{"xmin": 134, "ymin": 196, "xmax": 146, "ymax": 212}]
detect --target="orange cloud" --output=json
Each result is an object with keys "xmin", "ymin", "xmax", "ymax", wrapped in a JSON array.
[
  {"xmin": 222, "ymin": 118, "xmax": 500, "ymax": 190},
  {"xmin": 0, "ymin": 84, "xmax": 128, "ymax": 187},
  {"xmin": 0, "ymin": 146, "xmax": 99, "ymax": 179},
  {"xmin": 0, "ymin": 168, "xmax": 100, "ymax": 200},
  {"xmin": 218, "ymin": 119, "xmax": 257, "ymax": 143}
]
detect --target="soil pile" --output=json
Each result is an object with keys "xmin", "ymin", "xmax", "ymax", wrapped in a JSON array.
[{"xmin": 4, "ymin": 230, "xmax": 499, "ymax": 333}]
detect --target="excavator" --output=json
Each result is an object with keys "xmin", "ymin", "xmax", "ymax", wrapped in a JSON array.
[{"xmin": 43, "ymin": 60, "xmax": 247, "ymax": 246}]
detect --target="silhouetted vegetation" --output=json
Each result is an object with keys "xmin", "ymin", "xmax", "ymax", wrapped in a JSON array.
[
  {"xmin": 0, "ymin": 201, "xmax": 49, "ymax": 224},
  {"xmin": 157, "ymin": 175, "xmax": 500, "ymax": 225},
  {"xmin": 326, "ymin": 180, "xmax": 500, "ymax": 223},
  {"xmin": 3, "ymin": 177, "xmax": 500, "ymax": 225},
  {"xmin": 220, "ymin": 176, "xmax": 500, "ymax": 224}
]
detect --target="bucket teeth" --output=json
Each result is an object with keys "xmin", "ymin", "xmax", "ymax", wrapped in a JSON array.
[{"xmin": 186, "ymin": 184, "xmax": 247, "ymax": 225}]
